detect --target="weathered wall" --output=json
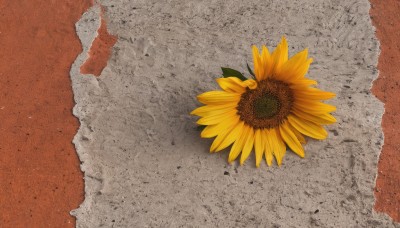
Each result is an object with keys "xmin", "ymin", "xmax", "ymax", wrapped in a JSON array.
[{"xmin": 71, "ymin": 1, "xmax": 398, "ymax": 227}]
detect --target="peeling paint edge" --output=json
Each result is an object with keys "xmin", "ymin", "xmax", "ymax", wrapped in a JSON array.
[{"xmin": 68, "ymin": 4, "xmax": 101, "ymax": 222}]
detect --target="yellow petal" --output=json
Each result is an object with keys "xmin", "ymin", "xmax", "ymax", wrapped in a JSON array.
[
  {"xmin": 275, "ymin": 131, "xmax": 287, "ymax": 166},
  {"xmin": 216, "ymin": 77, "xmax": 246, "ymax": 93},
  {"xmin": 191, "ymin": 104, "xmax": 237, "ymax": 117},
  {"xmin": 289, "ymin": 78, "xmax": 317, "ymax": 88},
  {"xmin": 229, "ymin": 124, "xmax": 251, "ymax": 163},
  {"xmin": 254, "ymin": 129, "xmax": 264, "ymax": 167},
  {"xmin": 211, "ymin": 121, "xmax": 245, "ymax": 152},
  {"xmin": 293, "ymin": 87, "xmax": 336, "ymax": 100},
  {"xmin": 279, "ymin": 49, "xmax": 308, "ymax": 74},
  {"xmin": 285, "ymin": 58, "xmax": 313, "ymax": 83},
  {"xmin": 252, "ymin": 45, "xmax": 264, "ymax": 81},
  {"xmin": 269, "ymin": 129, "xmax": 286, "ymax": 166},
  {"xmin": 242, "ymin": 79, "xmax": 258, "ymax": 89},
  {"xmin": 240, "ymin": 127, "xmax": 254, "ymax": 165},
  {"xmin": 261, "ymin": 45, "xmax": 273, "ymax": 79},
  {"xmin": 292, "ymin": 108, "xmax": 337, "ymax": 125},
  {"xmin": 276, "ymin": 49, "xmax": 312, "ymax": 82},
  {"xmin": 271, "ymin": 36, "xmax": 289, "ymax": 76},
  {"xmin": 293, "ymin": 58, "xmax": 312, "ymax": 80},
  {"xmin": 264, "ymin": 129, "xmax": 274, "ymax": 166},
  {"xmin": 197, "ymin": 91, "xmax": 240, "ymax": 105},
  {"xmin": 201, "ymin": 115, "xmax": 240, "ymax": 138},
  {"xmin": 280, "ymin": 121, "xmax": 305, "ymax": 158},
  {"xmin": 294, "ymin": 99, "xmax": 336, "ymax": 114},
  {"xmin": 209, "ymin": 122, "xmax": 236, "ymax": 152},
  {"xmin": 196, "ymin": 109, "xmax": 237, "ymax": 125},
  {"xmin": 288, "ymin": 114, "xmax": 328, "ymax": 140},
  {"xmin": 288, "ymin": 122, "xmax": 306, "ymax": 144},
  {"xmin": 216, "ymin": 77, "xmax": 258, "ymax": 93}
]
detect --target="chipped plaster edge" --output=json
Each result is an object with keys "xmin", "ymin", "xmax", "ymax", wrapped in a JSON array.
[{"xmin": 69, "ymin": 4, "xmax": 102, "ymax": 222}]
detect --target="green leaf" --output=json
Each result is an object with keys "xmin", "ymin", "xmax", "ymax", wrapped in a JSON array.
[
  {"xmin": 221, "ymin": 67, "xmax": 247, "ymax": 81},
  {"xmin": 246, "ymin": 62, "xmax": 255, "ymax": 78}
]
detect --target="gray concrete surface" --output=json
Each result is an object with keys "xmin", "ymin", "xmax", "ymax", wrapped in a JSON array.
[{"xmin": 70, "ymin": 0, "xmax": 399, "ymax": 227}]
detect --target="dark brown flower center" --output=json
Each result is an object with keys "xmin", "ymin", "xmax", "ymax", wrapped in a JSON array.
[
  {"xmin": 254, "ymin": 94, "xmax": 280, "ymax": 119},
  {"xmin": 237, "ymin": 79, "xmax": 294, "ymax": 129}
]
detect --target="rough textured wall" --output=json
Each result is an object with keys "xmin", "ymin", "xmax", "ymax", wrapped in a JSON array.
[{"xmin": 71, "ymin": 0, "xmax": 398, "ymax": 227}]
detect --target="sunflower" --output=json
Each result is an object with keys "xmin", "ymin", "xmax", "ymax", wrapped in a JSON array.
[{"xmin": 191, "ymin": 36, "xmax": 336, "ymax": 167}]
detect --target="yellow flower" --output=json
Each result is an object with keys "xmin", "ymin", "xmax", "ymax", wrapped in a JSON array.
[{"xmin": 191, "ymin": 36, "xmax": 336, "ymax": 167}]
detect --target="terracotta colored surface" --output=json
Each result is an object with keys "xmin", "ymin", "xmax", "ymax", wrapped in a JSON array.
[
  {"xmin": 80, "ymin": 7, "xmax": 117, "ymax": 76},
  {"xmin": 370, "ymin": 0, "xmax": 400, "ymax": 223},
  {"xmin": 0, "ymin": 0, "xmax": 92, "ymax": 227}
]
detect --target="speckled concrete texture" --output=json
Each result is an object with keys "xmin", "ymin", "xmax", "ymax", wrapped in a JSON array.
[{"xmin": 71, "ymin": 0, "xmax": 398, "ymax": 227}]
